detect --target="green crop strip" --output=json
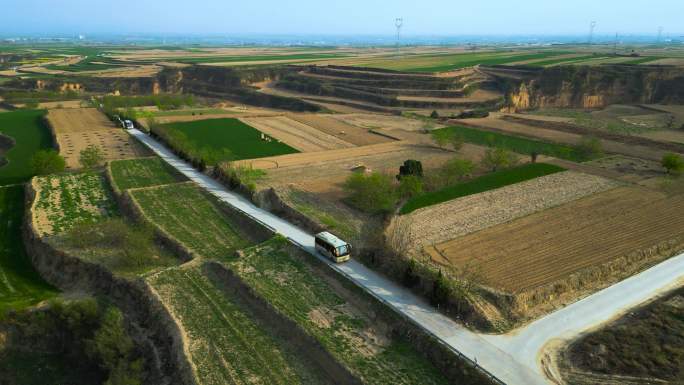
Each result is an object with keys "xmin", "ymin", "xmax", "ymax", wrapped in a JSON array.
[
  {"xmin": 110, "ymin": 157, "xmax": 187, "ymax": 191},
  {"xmin": 434, "ymin": 125, "xmax": 587, "ymax": 161},
  {"xmin": 400, "ymin": 163, "xmax": 565, "ymax": 214},
  {"xmin": 0, "ymin": 185, "xmax": 57, "ymax": 315},
  {"xmin": 130, "ymin": 183, "xmax": 251, "ymax": 260},
  {"xmin": 0, "ymin": 110, "xmax": 53, "ymax": 186}
]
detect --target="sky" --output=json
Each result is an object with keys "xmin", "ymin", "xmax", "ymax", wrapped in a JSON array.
[{"xmin": 0, "ymin": 0, "xmax": 681, "ymax": 37}]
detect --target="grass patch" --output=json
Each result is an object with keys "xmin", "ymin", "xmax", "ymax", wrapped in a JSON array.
[
  {"xmin": 0, "ymin": 110, "xmax": 53, "ymax": 185},
  {"xmin": 0, "ymin": 185, "xmax": 57, "ymax": 315},
  {"xmin": 435, "ymin": 125, "xmax": 587, "ymax": 161},
  {"xmin": 227, "ymin": 238, "xmax": 449, "ymax": 385},
  {"xmin": 130, "ymin": 183, "xmax": 251, "ymax": 260},
  {"xmin": 109, "ymin": 157, "xmax": 187, "ymax": 191},
  {"xmin": 154, "ymin": 118, "xmax": 298, "ymax": 163},
  {"xmin": 400, "ymin": 163, "xmax": 565, "ymax": 214},
  {"xmin": 147, "ymin": 265, "xmax": 323, "ymax": 385},
  {"xmin": 530, "ymin": 107, "xmax": 672, "ymax": 134}
]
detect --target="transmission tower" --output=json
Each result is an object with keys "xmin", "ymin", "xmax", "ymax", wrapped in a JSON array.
[
  {"xmin": 657, "ymin": 26, "xmax": 664, "ymax": 44},
  {"xmin": 395, "ymin": 18, "xmax": 403, "ymax": 56},
  {"xmin": 588, "ymin": 21, "xmax": 597, "ymax": 45},
  {"xmin": 613, "ymin": 32, "xmax": 619, "ymax": 55}
]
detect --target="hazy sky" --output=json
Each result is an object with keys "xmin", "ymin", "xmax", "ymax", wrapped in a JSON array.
[{"xmin": 1, "ymin": 0, "xmax": 681, "ymax": 36}]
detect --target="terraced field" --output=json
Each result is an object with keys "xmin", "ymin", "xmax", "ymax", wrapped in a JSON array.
[
  {"xmin": 392, "ymin": 171, "xmax": 621, "ymax": 254},
  {"xmin": 148, "ymin": 265, "xmax": 322, "ymax": 385},
  {"xmin": 31, "ymin": 172, "xmax": 117, "ymax": 236},
  {"xmin": 227, "ymin": 239, "xmax": 449, "ymax": 385},
  {"xmin": 154, "ymin": 118, "xmax": 299, "ymax": 163},
  {"xmin": 0, "ymin": 185, "xmax": 57, "ymax": 314},
  {"xmin": 130, "ymin": 183, "xmax": 250, "ymax": 260},
  {"xmin": 430, "ymin": 187, "xmax": 684, "ymax": 294},
  {"xmin": 109, "ymin": 157, "xmax": 186, "ymax": 191}
]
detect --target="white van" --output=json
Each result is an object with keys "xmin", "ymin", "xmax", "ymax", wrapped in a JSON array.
[{"xmin": 124, "ymin": 120, "xmax": 135, "ymax": 130}]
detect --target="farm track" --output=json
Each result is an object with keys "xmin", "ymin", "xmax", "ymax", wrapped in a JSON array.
[
  {"xmin": 432, "ymin": 187, "xmax": 684, "ymax": 293},
  {"xmin": 129, "ymin": 128, "xmax": 684, "ymax": 385}
]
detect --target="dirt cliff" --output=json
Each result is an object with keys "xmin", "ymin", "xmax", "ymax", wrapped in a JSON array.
[{"xmin": 486, "ymin": 65, "xmax": 684, "ymax": 111}]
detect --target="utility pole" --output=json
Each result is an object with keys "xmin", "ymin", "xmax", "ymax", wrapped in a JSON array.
[
  {"xmin": 614, "ymin": 32, "xmax": 618, "ymax": 55},
  {"xmin": 395, "ymin": 18, "xmax": 403, "ymax": 56},
  {"xmin": 588, "ymin": 21, "xmax": 597, "ymax": 45}
]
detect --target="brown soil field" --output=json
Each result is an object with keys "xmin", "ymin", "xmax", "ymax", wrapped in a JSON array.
[
  {"xmin": 428, "ymin": 186, "xmax": 684, "ymax": 294},
  {"xmin": 638, "ymin": 130, "xmax": 684, "ymax": 144},
  {"xmin": 37, "ymin": 100, "xmax": 86, "ymax": 109},
  {"xmin": 48, "ymin": 108, "xmax": 116, "ymax": 134},
  {"xmin": 331, "ymin": 113, "xmax": 444, "ymax": 132},
  {"xmin": 456, "ymin": 115, "xmax": 672, "ymax": 161},
  {"xmin": 233, "ymin": 141, "xmax": 478, "ymax": 182},
  {"xmin": 397, "ymin": 89, "xmax": 502, "ymax": 103},
  {"xmin": 390, "ymin": 171, "xmax": 621, "ymax": 256},
  {"xmin": 239, "ymin": 116, "xmax": 354, "ymax": 152},
  {"xmin": 47, "ymin": 108, "xmax": 149, "ymax": 168},
  {"xmin": 93, "ymin": 65, "xmax": 162, "ymax": 78},
  {"xmin": 287, "ymin": 113, "xmax": 393, "ymax": 146}
]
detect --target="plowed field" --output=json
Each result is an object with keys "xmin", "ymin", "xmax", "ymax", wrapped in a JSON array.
[
  {"xmin": 287, "ymin": 114, "xmax": 392, "ymax": 146},
  {"xmin": 429, "ymin": 187, "xmax": 684, "ymax": 293},
  {"xmin": 240, "ymin": 116, "xmax": 354, "ymax": 152},
  {"xmin": 47, "ymin": 108, "xmax": 149, "ymax": 168}
]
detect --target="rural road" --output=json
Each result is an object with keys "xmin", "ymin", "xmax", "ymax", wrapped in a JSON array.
[{"xmin": 129, "ymin": 128, "xmax": 684, "ymax": 385}]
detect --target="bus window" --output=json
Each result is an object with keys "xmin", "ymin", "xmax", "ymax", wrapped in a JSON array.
[{"xmin": 337, "ymin": 245, "xmax": 349, "ymax": 256}]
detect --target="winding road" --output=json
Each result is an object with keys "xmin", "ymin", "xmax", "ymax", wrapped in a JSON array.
[{"xmin": 129, "ymin": 128, "xmax": 684, "ymax": 385}]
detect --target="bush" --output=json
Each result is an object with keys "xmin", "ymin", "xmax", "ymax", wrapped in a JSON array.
[
  {"xmin": 79, "ymin": 145, "xmax": 104, "ymax": 170},
  {"xmin": 430, "ymin": 110, "xmax": 439, "ymax": 119},
  {"xmin": 431, "ymin": 129, "xmax": 451, "ymax": 149},
  {"xmin": 86, "ymin": 307, "xmax": 143, "ymax": 385},
  {"xmin": 397, "ymin": 159, "xmax": 423, "ymax": 180},
  {"xmin": 343, "ymin": 172, "xmax": 397, "ymax": 213},
  {"xmin": 662, "ymin": 153, "xmax": 684, "ymax": 176},
  {"xmin": 398, "ymin": 175, "xmax": 423, "ymax": 199},
  {"xmin": 575, "ymin": 136, "xmax": 604, "ymax": 160},
  {"xmin": 481, "ymin": 147, "xmax": 517, "ymax": 172},
  {"xmin": 31, "ymin": 149, "xmax": 65, "ymax": 175}
]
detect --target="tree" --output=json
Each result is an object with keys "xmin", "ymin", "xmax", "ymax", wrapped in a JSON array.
[
  {"xmin": 662, "ymin": 153, "xmax": 684, "ymax": 176},
  {"xmin": 431, "ymin": 129, "xmax": 450, "ymax": 149},
  {"xmin": 79, "ymin": 145, "xmax": 104, "ymax": 169},
  {"xmin": 448, "ymin": 133, "xmax": 464, "ymax": 151},
  {"xmin": 397, "ymin": 159, "xmax": 423, "ymax": 180},
  {"xmin": 575, "ymin": 136, "xmax": 604, "ymax": 160},
  {"xmin": 430, "ymin": 110, "xmax": 439, "ymax": 119},
  {"xmin": 441, "ymin": 158, "xmax": 474, "ymax": 185},
  {"xmin": 530, "ymin": 151, "xmax": 539, "ymax": 163},
  {"xmin": 31, "ymin": 149, "xmax": 65, "ymax": 175},
  {"xmin": 398, "ymin": 175, "xmax": 423, "ymax": 199},
  {"xmin": 481, "ymin": 147, "xmax": 517, "ymax": 172},
  {"xmin": 343, "ymin": 172, "xmax": 397, "ymax": 213}
]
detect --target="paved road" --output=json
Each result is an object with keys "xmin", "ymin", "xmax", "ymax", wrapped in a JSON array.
[{"xmin": 129, "ymin": 129, "xmax": 684, "ymax": 384}]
